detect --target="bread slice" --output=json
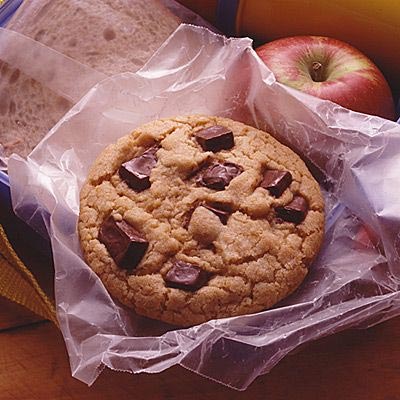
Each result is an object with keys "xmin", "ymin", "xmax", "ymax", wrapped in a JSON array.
[
  {"xmin": 0, "ymin": 60, "xmax": 72, "ymax": 158},
  {"xmin": 1, "ymin": 0, "xmax": 180, "ymax": 159}
]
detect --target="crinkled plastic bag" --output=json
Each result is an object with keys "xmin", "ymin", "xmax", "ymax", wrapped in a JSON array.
[{"xmin": 7, "ymin": 25, "xmax": 400, "ymax": 390}]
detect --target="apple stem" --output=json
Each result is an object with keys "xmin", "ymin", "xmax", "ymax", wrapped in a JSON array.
[{"xmin": 310, "ymin": 61, "xmax": 324, "ymax": 82}]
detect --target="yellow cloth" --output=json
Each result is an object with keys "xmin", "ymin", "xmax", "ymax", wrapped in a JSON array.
[{"xmin": 0, "ymin": 224, "xmax": 58, "ymax": 326}]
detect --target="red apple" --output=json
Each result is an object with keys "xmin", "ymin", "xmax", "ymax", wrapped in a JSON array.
[{"xmin": 256, "ymin": 36, "xmax": 396, "ymax": 120}]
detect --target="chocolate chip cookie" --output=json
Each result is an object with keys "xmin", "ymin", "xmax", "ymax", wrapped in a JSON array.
[{"xmin": 78, "ymin": 115, "xmax": 325, "ymax": 326}]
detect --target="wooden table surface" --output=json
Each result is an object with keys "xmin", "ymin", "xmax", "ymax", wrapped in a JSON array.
[{"xmin": 1, "ymin": 316, "xmax": 399, "ymax": 399}]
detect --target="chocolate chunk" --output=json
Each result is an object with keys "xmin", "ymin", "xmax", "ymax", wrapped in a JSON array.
[
  {"xmin": 260, "ymin": 169, "xmax": 292, "ymax": 197},
  {"xmin": 99, "ymin": 216, "xmax": 148, "ymax": 270},
  {"xmin": 165, "ymin": 260, "xmax": 209, "ymax": 291},
  {"xmin": 202, "ymin": 203, "xmax": 231, "ymax": 225},
  {"xmin": 119, "ymin": 146, "xmax": 158, "ymax": 192},
  {"xmin": 197, "ymin": 162, "xmax": 242, "ymax": 190},
  {"xmin": 276, "ymin": 196, "xmax": 308, "ymax": 224},
  {"xmin": 195, "ymin": 125, "xmax": 234, "ymax": 152}
]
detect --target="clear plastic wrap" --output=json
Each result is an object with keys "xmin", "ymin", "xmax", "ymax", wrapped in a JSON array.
[{"xmin": 7, "ymin": 25, "xmax": 400, "ymax": 390}]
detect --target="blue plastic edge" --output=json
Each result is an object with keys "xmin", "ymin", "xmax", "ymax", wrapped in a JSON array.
[
  {"xmin": 0, "ymin": 0, "xmax": 23, "ymax": 26},
  {"xmin": 216, "ymin": 0, "xmax": 240, "ymax": 36},
  {"xmin": 0, "ymin": 170, "xmax": 10, "ymax": 211}
]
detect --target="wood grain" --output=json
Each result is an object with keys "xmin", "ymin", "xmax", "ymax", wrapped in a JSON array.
[
  {"xmin": 1, "ymin": 318, "xmax": 399, "ymax": 400},
  {"xmin": 0, "ymin": 297, "xmax": 41, "ymax": 331}
]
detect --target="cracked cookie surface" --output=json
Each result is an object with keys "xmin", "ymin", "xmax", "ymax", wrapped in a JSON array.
[{"xmin": 78, "ymin": 115, "xmax": 325, "ymax": 326}]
